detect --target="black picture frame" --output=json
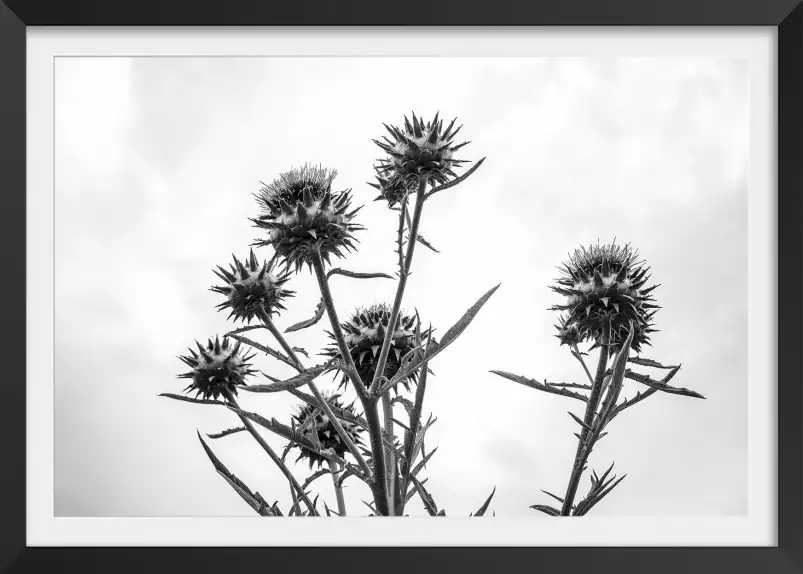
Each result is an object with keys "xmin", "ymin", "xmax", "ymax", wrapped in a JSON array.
[{"xmin": 1, "ymin": 1, "xmax": 800, "ymax": 573}]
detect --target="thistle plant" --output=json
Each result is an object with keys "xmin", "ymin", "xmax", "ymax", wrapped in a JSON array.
[
  {"xmin": 492, "ymin": 241, "xmax": 706, "ymax": 516},
  {"xmin": 161, "ymin": 111, "xmax": 498, "ymax": 517}
]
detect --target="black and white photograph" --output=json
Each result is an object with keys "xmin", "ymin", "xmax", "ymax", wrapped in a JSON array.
[{"xmin": 53, "ymin": 54, "xmax": 750, "ymax": 521}]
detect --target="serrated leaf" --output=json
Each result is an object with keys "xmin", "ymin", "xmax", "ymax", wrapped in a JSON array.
[
  {"xmin": 489, "ymin": 372, "xmax": 589, "ymax": 402},
  {"xmin": 624, "ymin": 369, "xmax": 703, "ymax": 399},
  {"xmin": 206, "ymin": 426, "xmax": 247, "ymax": 439},
  {"xmin": 238, "ymin": 362, "xmax": 330, "ymax": 393},
  {"xmin": 530, "ymin": 504, "xmax": 560, "ymax": 516},
  {"xmin": 416, "ymin": 234, "xmax": 440, "ymax": 253},
  {"xmin": 227, "ymin": 334, "xmax": 299, "ymax": 370},
  {"xmin": 159, "ymin": 393, "xmax": 227, "ymax": 406},
  {"xmin": 410, "ymin": 475, "xmax": 438, "ymax": 516},
  {"xmin": 424, "ymin": 157, "xmax": 486, "ymax": 199},
  {"xmin": 196, "ymin": 432, "xmax": 273, "ymax": 516},
  {"xmin": 628, "ymin": 357, "xmax": 678, "ymax": 369},
  {"xmin": 285, "ymin": 299, "xmax": 325, "ymax": 333},
  {"xmin": 381, "ymin": 284, "xmax": 500, "ymax": 393},
  {"xmin": 472, "ymin": 486, "xmax": 496, "ymax": 517}
]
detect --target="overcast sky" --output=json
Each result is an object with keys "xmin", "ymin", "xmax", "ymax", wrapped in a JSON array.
[{"xmin": 54, "ymin": 56, "xmax": 748, "ymax": 517}]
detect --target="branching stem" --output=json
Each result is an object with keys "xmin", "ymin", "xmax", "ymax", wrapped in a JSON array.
[{"xmin": 310, "ymin": 248, "xmax": 390, "ymax": 516}]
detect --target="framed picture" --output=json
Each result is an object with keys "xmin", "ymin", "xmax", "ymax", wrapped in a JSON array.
[{"xmin": 2, "ymin": 1, "xmax": 801, "ymax": 573}]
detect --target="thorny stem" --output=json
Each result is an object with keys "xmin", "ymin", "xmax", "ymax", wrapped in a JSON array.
[
  {"xmin": 309, "ymin": 248, "xmax": 390, "ymax": 516},
  {"xmin": 328, "ymin": 459, "xmax": 347, "ymax": 516},
  {"xmin": 382, "ymin": 393, "xmax": 396, "ymax": 515},
  {"xmin": 367, "ymin": 175, "xmax": 428, "ymax": 397},
  {"xmin": 561, "ymin": 324, "xmax": 610, "ymax": 516},
  {"xmin": 224, "ymin": 391, "xmax": 318, "ymax": 516},
  {"xmin": 257, "ymin": 306, "xmax": 372, "ymax": 479}
]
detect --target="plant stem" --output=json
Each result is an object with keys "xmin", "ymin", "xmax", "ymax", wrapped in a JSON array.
[
  {"xmin": 224, "ymin": 391, "xmax": 317, "ymax": 516},
  {"xmin": 382, "ymin": 393, "xmax": 396, "ymax": 515},
  {"xmin": 309, "ymin": 248, "xmax": 390, "ymax": 516},
  {"xmin": 561, "ymin": 329, "xmax": 610, "ymax": 516},
  {"xmin": 367, "ymin": 176, "xmax": 428, "ymax": 397},
  {"xmin": 398, "ymin": 355, "xmax": 429, "ymax": 515},
  {"xmin": 328, "ymin": 459, "xmax": 347, "ymax": 516},
  {"xmin": 257, "ymin": 307, "xmax": 372, "ymax": 479}
]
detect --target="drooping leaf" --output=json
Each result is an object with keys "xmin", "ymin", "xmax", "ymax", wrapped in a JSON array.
[
  {"xmin": 285, "ymin": 299, "xmax": 325, "ymax": 333},
  {"xmin": 326, "ymin": 268, "xmax": 394, "ymax": 281}
]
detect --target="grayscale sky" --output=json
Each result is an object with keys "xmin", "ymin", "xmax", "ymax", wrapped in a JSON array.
[{"xmin": 54, "ymin": 57, "xmax": 748, "ymax": 517}]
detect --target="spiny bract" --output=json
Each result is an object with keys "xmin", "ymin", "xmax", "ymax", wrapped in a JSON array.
[
  {"xmin": 177, "ymin": 336, "xmax": 257, "ymax": 400},
  {"xmin": 291, "ymin": 393, "xmax": 364, "ymax": 469},
  {"xmin": 251, "ymin": 165, "xmax": 363, "ymax": 272},
  {"xmin": 550, "ymin": 242, "xmax": 659, "ymax": 355},
  {"xmin": 373, "ymin": 112, "xmax": 470, "ymax": 188},
  {"xmin": 210, "ymin": 249, "xmax": 294, "ymax": 323},
  {"xmin": 323, "ymin": 303, "xmax": 427, "ymax": 394}
]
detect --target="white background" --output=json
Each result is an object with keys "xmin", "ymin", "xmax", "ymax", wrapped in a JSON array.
[{"xmin": 29, "ymin": 28, "xmax": 775, "ymax": 545}]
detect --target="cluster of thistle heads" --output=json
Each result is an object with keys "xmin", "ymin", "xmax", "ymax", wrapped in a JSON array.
[
  {"xmin": 176, "ymin": 110, "xmax": 663, "ymax": 484},
  {"xmin": 177, "ymin": 112, "xmax": 471, "ymax": 462}
]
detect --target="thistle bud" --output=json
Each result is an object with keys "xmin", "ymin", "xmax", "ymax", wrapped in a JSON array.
[
  {"xmin": 210, "ymin": 249, "xmax": 294, "ymax": 323},
  {"xmin": 374, "ymin": 112, "xmax": 469, "ymax": 187},
  {"xmin": 177, "ymin": 336, "xmax": 257, "ymax": 400},
  {"xmin": 291, "ymin": 393, "xmax": 364, "ymax": 468},
  {"xmin": 323, "ymin": 303, "xmax": 430, "ymax": 393},
  {"xmin": 550, "ymin": 242, "xmax": 659, "ymax": 354},
  {"xmin": 251, "ymin": 165, "xmax": 363, "ymax": 272}
]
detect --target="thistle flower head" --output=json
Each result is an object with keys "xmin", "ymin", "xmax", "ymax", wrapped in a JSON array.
[
  {"xmin": 323, "ymin": 303, "xmax": 428, "ymax": 394},
  {"xmin": 373, "ymin": 112, "xmax": 470, "ymax": 187},
  {"xmin": 550, "ymin": 242, "xmax": 659, "ymax": 354},
  {"xmin": 291, "ymin": 393, "xmax": 364, "ymax": 468},
  {"xmin": 251, "ymin": 165, "xmax": 363, "ymax": 272},
  {"xmin": 210, "ymin": 249, "xmax": 294, "ymax": 323},
  {"xmin": 177, "ymin": 336, "xmax": 257, "ymax": 400},
  {"xmin": 368, "ymin": 171, "xmax": 409, "ymax": 208}
]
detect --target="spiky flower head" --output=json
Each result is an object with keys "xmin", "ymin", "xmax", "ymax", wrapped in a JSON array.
[
  {"xmin": 373, "ymin": 112, "xmax": 470, "ymax": 187},
  {"xmin": 177, "ymin": 336, "xmax": 257, "ymax": 400},
  {"xmin": 210, "ymin": 249, "xmax": 294, "ymax": 323},
  {"xmin": 291, "ymin": 393, "xmax": 364, "ymax": 469},
  {"xmin": 550, "ymin": 242, "xmax": 659, "ymax": 355},
  {"xmin": 251, "ymin": 165, "xmax": 363, "ymax": 272},
  {"xmin": 323, "ymin": 303, "xmax": 428, "ymax": 394},
  {"xmin": 368, "ymin": 170, "xmax": 409, "ymax": 208}
]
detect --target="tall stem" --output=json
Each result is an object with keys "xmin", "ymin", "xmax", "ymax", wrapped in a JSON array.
[
  {"xmin": 309, "ymin": 249, "xmax": 390, "ymax": 516},
  {"xmin": 382, "ymin": 393, "xmax": 396, "ymax": 515},
  {"xmin": 367, "ymin": 176, "xmax": 428, "ymax": 397},
  {"xmin": 328, "ymin": 460, "xmax": 347, "ymax": 516},
  {"xmin": 224, "ymin": 391, "xmax": 317, "ymax": 516},
  {"xmin": 560, "ymin": 328, "xmax": 610, "ymax": 516}
]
